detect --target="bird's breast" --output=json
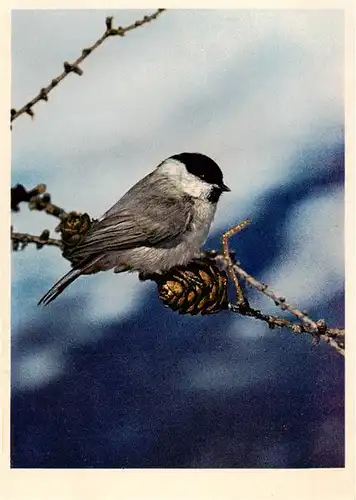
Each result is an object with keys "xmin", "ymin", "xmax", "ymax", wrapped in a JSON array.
[
  {"xmin": 112, "ymin": 199, "xmax": 217, "ymax": 275},
  {"xmin": 187, "ymin": 199, "xmax": 217, "ymax": 247}
]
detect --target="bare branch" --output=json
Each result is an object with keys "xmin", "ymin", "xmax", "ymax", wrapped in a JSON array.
[
  {"xmin": 219, "ymin": 219, "xmax": 320, "ymax": 333},
  {"xmin": 11, "ymin": 183, "xmax": 46, "ymax": 212},
  {"xmin": 221, "ymin": 219, "xmax": 251, "ymax": 308},
  {"xmin": 228, "ymin": 303, "xmax": 345, "ymax": 356},
  {"xmin": 11, "ymin": 183, "xmax": 68, "ymax": 219},
  {"xmin": 232, "ymin": 261, "xmax": 320, "ymax": 333},
  {"xmin": 10, "ymin": 8, "xmax": 166, "ymax": 123},
  {"xmin": 28, "ymin": 193, "xmax": 67, "ymax": 219},
  {"xmin": 218, "ymin": 220, "xmax": 344, "ymax": 356},
  {"xmin": 11, "ymin": 229, "xmax": 63, "ymax": 251}
]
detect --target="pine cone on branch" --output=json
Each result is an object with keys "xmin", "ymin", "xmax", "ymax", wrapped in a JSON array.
[{"xmin": 155, "ymin": 261, "xmax": 228, "ymax": 315}]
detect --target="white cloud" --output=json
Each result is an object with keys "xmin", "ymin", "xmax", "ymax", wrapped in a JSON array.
[{"xmin": 12, "ymin": 347, "xmax": 65, "ymax": 390}]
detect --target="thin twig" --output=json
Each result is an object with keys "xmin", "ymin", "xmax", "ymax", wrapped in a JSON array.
[
  {"xmin": 228, "ymin": 303, "xmax": 345, "ymax": 356},
  {"xmin": 219, "ymin": 219, "xmax": 344, "ymax": 355},
  {"xmin": 220, "ymin": 218, "xmax": 319, "ymax": 334},
  {"xmin": 28, "ymin": 193, "xmax": 67, "ymax": 219},
  {"xmin": 232, "ymin": 261, "xmax": 319, "ymax": 333},
  {"xmin": 11, "ymin": 183, "xmax": 46, "ymax": 212},
  {"xmin": 11, "ymin": 230, "xmax": 63, "ymax": 250},
  {"xmin": 11, "ymin": 183, "xmax": 68, "ymax": 219},
  {"xmin": 317, "ymin": 328, "xmax": 345, "ymax": 356},
  {"xmin": 221, "ymin": 219, "xmax": 251, "ymax": 307},
  {"xmin": 10, "ymin": 9, "xmax": 166, "ymax": 123}
]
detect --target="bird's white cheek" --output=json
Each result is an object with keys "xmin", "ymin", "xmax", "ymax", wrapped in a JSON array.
[
  {"xmin": 180, "ymin": 177, "xmax": 212, "ymax": 199},
  {"xmin": 156, "ymin": 159, "xmax": 213, "ymax": 200}
]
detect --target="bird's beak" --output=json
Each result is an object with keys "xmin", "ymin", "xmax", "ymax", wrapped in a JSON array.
[{"xmin": 221, "ymin": 183, "xmax": 231, "ymax": 192}]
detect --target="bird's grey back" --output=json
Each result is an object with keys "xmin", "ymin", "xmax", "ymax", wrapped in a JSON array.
[{"xmin": 64, "ymin": 170, "xmax": 196, "ymax": 266}]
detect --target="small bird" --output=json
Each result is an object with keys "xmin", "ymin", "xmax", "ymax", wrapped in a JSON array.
[{"xmin": 38, "ymin": 152, "xmax": 230, "ymax": 305}]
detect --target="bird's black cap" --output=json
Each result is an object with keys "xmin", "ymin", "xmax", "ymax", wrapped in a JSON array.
[{"xmin": 171, "ymin": 152, "xmax": 230, "ymax": 192}]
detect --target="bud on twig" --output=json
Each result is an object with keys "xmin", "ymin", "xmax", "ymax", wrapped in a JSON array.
[
  {"xmin": 39, "ymin": 88, "xmax": 49, "ymax": 101},
  {"xmin": 105, "ymin": 16, "xmax": 113, "ymax": 30},
  {"xmin": 63, "ymin": 61, "xmax": 83, "ymax": 76},
  {"xmin": 25, "ymin": 106, "xmax": 34, "ymax": 118}
]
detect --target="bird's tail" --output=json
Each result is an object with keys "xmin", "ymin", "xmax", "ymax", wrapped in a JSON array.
[{"xmin": 38, "ymin": 256, "xmax": 102, "ymax": 306}]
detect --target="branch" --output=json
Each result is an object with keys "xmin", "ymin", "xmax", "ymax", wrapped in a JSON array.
[
  {"xmin": 11, "ymin": 184, "xmax": 91, "ymax": 256},
  {"xmin": 228, "ymin": 303, "xmax": 345, "ymax": 356},
  {"xmin": 10, "ymin": 9, "xmax": 166, "ymax": 123},
  {"xmin": 218, "ymin": 221, "xmax": 345, "ymax": 356},
  {"xmin": 232, "ymin": 261, "xmax": 319, "ymax": 333},
  {"xmin": 11, "ymin": 229, "xmax": 63, "ymax": 251},
  {"xmin": 11, "ymin": 183, "xmax": 46, "ymax": 211},
  {"xmin": 11, "ymin": 183, "xmax": 67, "ymax": 219}
]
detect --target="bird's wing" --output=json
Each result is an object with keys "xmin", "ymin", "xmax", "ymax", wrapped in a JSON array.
[{"xmin": 67, "ymin": 193, "xmax": 194, "ymax": 260}]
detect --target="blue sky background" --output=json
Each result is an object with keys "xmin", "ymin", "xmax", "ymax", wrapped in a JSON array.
[{"xmin": 11, "ymin": 9, "xmax": 344, "ymax": 468}]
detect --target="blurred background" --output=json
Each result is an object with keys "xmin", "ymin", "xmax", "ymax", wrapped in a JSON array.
[{"xmin": 11, "ymin": 9, "xmax": 344, "ymax": 468}]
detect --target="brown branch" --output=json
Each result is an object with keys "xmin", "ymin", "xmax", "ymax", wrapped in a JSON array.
[
  {"xmin": 11, "ymin": 184, "xmax": 93, "ymax": 261},
  {"xmin": 11, "ymin": 183, "xmax": 68, "ymax": 219},
  {"xmin": 11, "ymin": 183, "xmax": 46, "ymax": 211},
  {"xmin": 232, "ymin": 261, "xmax": 319, "ymax": 333},
  {"xmin": 10, "ymin": 9, "xmax": 166, "ymax": 123},
  {"xmin": 11, "ymin": 229, "xmax": 63, "ymax": 251},
  {"xmin": 228, "ymin": 303, "xmax": 345, "ymax": 356},
  {"xmin": 28, "ymin": 193, "xmax": 67, "ymax": 219},
  {"xmin": 221, "ymin": 219, "xmax": 251, "ymax": 308},
  {"xmin": 218, "ymin": 220, "xmax": 344, "ymax": 356}
]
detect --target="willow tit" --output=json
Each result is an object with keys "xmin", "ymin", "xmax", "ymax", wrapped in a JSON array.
[{"xmin": 39, "ymin": 152, "xmax": 230, "ymax": 305}]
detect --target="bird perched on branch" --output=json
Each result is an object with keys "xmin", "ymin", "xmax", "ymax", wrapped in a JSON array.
[{"xmin": 39, "ymin": 152, "xmax": 230, "ymax": 305}]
